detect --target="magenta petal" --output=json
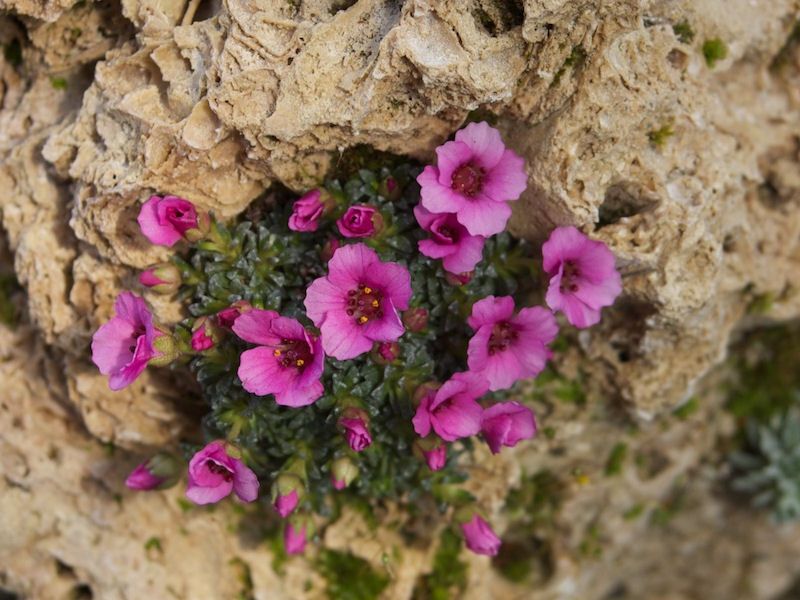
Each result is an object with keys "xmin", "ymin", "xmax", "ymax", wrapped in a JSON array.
[
  {"xmin": 233, "ymin": 461, "xmax": 260, "ymax": 502},
  {"xmin": 454, "ymin": 122, "xmax": 506, "ymax": 170},
  {"xmin": 412, "ymin": 395, "xmax": 433, "ymax": 437},
  {"xmin": 481, "ymin": 149, "xmax": 527, "ymax": 202},
  {"xmin": 481, "ymin": 351, "xmax": 525, "ymax": 392},
  {"xmin": 108, "ymin": 337, "xmax": 152, "ymax": 390},
  {"xmin": 327, "ymin": 243, "xmax": 377, "ymax": 289},
  {"xmin": 434, "ymin": 398, "xmax": 483, "ymax": 441},
  {"xmin": 91, "ymin": 317, "xmax": 135, "ymax": 375},
  {"xmin": 365, "ymin": 262, "xmax": 412, "ymax": 310},
  {"xmin": 454, "ymin": 194, "xmax": 512, "ymax": 237},
  {"xmin": 232, "ymin": 309, "xmax": 280, "ymax": 345},
  {"xmin": 319, "ymin": 310, "xmax": 374, "ymax": 360},
  {"xmin": 284, "ymin": 523, "xmax": 307, "ymax": 554},
  {"xmin": 362, "ymin": 300, "xmax": 405, "ymax": 342},
  {"xmin": 573, "ymin": 273, "xmax": 622, "ymax": 310},
  {"xmin": 466, "ymin": 326, "xmax": 492, "ymax": 372},
  {"xmin": 305, "ymin": 276, "xmax": 347, "ymax": 327},
  {"xmin": 137, "ymin": 196, "xmax": 182, "ymax": 246},
  {"xmin": 561, "ymin": 293, "xmax": 602, "ymax": 328},
  {"xmin": 413, "ymin": 204, "xmax": 437, "ymax": 230},
  {"xmin": 238, "ymin": 347, "xmax": 296, "ymax": 396},
  {"xmin": 275, "ymin": 379, "xmax": 324, "ymax": 407},
  {"xmin": 435, "ymin": 140, "xmax": 475, "ymax": 185},
  {"xmin": 467, "ymin": 296, "xmax": 515, "ymax": 330},
  {"xmin": 420, "ymin": 179, "xmax": 466, "ymax": 214},
  {"xmin": 482, "ymin": 413, "xmax": 513, "ymax": 454},
  {"xmin": 541, "ymin": 226, "xmax": 588, "ymax": 274},
  {"xmin": 186, "ymin": 481, "xmax": 233, "ymax": 505},
  {"xmin": 441, "ymin": 234, "xmax": 485, "ymax": 274},
  {"xmin": 125, "ymin": 463, "xmax": 163, "ymax": 490},
  {"xmin": 419, "ymin": 238, "xmax": 458, "ymax": 260},
  {"xmin": 461, "ymin": 515, "xmax": 501, "ymax": 556}
]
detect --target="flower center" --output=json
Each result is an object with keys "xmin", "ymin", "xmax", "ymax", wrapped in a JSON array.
[
  {"xmin": 559, "ymin": 260, "xmax": 581, "ymax": 294},
  {"xmin": 430, "ymin": 216, "xmax": 459, "ymax": 244},
  {"xmin": 206, "ymin": 460, "xmax": 233, "ymax": 481},
  {"xmin": 451, "ymin": 163, "xmax": 485, "ymax": 197},
  {"xmin": 128, "ymin": 325, "xmax": 146, "ymax": 354},
  {"xmin": 273, "ymin": 338, "xmax": 313, "ymax": 371},
  {"xmin": 488, "ymin": 321, "xmax": 518, "ymax": 355},
  {"xmin": 346, "ymin": 284, "xmax": 384, "ymax": 326}
]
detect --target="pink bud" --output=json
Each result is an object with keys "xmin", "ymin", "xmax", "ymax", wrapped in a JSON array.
[
  {"xmin": 284, "ymin": 521, "xmax": 307, "ymax": 555},
  {"xmin": 191, "ymin": 317, "xmax": 215, "ymax": 352},
  {"xmin": 424, "ymin": 444, "xmax": 446, "ymax": 471},
  {"xmin": 125, "ymin": 462, "xmax": 164, "ymax": 490},
  {"xmin": 339, "ymin": 408, "xmax": 372, "ymax": 452},
  {"xmin": 125, "ymin": 452, "xmax": 181, "ymax": 490},
  {"xmin": 459, "ymin": 513, "xmax": 501, "ymax": 556},
  {"xmin": 330, "ymin": 457, "xmax": 358, "ymax": 490},
  {"xmin": 289, "ymin": 189, "xmax": 325, "ymax": 233},
  {"xmin": 215, "ymin": 301, "xmax": 252, "ymax": 329},
  {"xmin": 402, "ymin": 307, "xmax": 429, "ymax": 333},
  {"xmin": 336, "ymin": 205, "xmax": 382, "ymax": 238},
  {"xmin": 445, "ymin": 271, "xmax": 474, "ymax": 286},
  {"xmin": 372, "ymin": 341, "xmax": 400, "ymax": 365},
  {"xmin": 137, "ymin": 195, "xmax": 202, "ymax": 247},
  {"xmin": 271, "ymin": 473, "xmax": 304, "ymax": 518}
]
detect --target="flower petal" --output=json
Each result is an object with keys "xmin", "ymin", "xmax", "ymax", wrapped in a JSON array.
[
  {"xmin": 435, "ymin": 140, "xmax": 475, "ymax": 185},
  {"xmin": 327, "ymin": 243, "xmax": 377, "ymax": 289},
  {"xmin": 482, "ymin": 149, "xmax": 527, "ymax": 202},
  {"xmin": 186, "ymin": 481, "xmax": 233, "ymax": 505},
  {"xmin": 137, "ymin": 196, "xmax": 182, "ymax": 247},
  {"xmin": 365, "ymin": 262, "xmax": 412, "ymax": 310},
  {"xmin": 304, "ymin": 276, "xmax": 347, "ymax": 327},
  {"xmin": 441, "ymin": 233, "xmax": 485, "ymax": 274},
  {"xmin": 238, "ymin": 347, "xmax": 296, "ymax": 396},
  {"xmin": 541, "ymin": 226, "xmax": 589, "ymax": 274},
  {"xmin": 319, "ymin": 310, "xmax": 374, "ymax": 360},
  {"xmin": 454, "ymin": 194, "xmax": 511, "ymax": 237},
  {"xmin": 467, "ymin": 295, "xmax": 515, "ymax": 330},
  {"xmin": 275, "ymin": 379, "xmax": 324, "ymax": 407},
  {"xmin": 455, "ymin": 122, "xmax": 506, "ymax": 170},
  {"xmin": 232, "ymin": 309, "xmax": 281, "ymax": 345},
  {"xmin": 232, "ymin": 461, "xmax": 260, "ymax": 502}
]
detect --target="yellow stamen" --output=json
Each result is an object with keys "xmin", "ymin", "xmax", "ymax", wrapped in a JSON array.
[
  {"xmin": 273, "ymin": 349, "xmax": 281, "ymax": 356},
  {"xmin": 358, "ymin": 315, "xmax": 369, "ymax": 324},
  {"xmin": 296, "ymin": 359, "xmax": 305, "ymax": 367},
  {"xmin": 371, "ymin": 299, "xmax": 379, "ymax": 308},
  {"xmin": 363, "ymin": 286, "xmax": 373, "ymax": 294}
]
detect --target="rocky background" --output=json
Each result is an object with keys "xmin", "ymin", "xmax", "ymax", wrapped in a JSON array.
[{"xmin": 0, "ymin": 0, "xmax": 799, "ymax": 598}]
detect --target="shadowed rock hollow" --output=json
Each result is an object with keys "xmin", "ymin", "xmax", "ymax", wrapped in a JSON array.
[{"xmin": 0, "ymin": 0, "xmax": 799, "ymax": 598}]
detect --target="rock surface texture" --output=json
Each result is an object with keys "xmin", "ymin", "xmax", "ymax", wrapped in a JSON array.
[{"xmin": 0, "ymin": 0, "xmax": 799, "ymax": 598}]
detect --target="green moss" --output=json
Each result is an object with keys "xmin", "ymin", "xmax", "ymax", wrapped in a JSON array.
[
  {"xmin": 144, "ymin": 537, "xmax": 162, "ymax": 553},
  {"xmin": 3, "ymin": 39, "xmax": 22, "ymax": 67},
  {"xmin": 317, "ymin": 550, "xmax": 389, "ymax": 600},
  {"xmin": 176, "ymin": 498, "xmax": 194, "ymax": 513},
  {"xmin": 412, "ymin": 529, "xmax": 468, "ymax": 600},
  {"xmin": 648, "ymin": 123, "xmax": 675, "ymax": 147},
  {"xmin": 650, "ymin": 482, "xmax": 687, "ymax": 527},
  {"xmin": 533, "ymin": 366, "xmax": 587, "ymax": 406},
  {"xmin": 672, "ymin": 397, "xmax": 699, "ymax": 420},
  {"xmin": 505, "ymin": 470, "xmax": 564, "ymax": 528},
  {"xmin": 622, "ymin": 503, "xmax": 644, "ymax": 521},
  {"xmin": 702, "ymin": 38, "xmax": 727, "ymax": 68},
  {"xmin": 50, "ymin": 76, "xmax": 68, "ymax": 90},
  {"xmin": 747, "ymin": 291, "xmax": 774, "ymax": 315},
  {"xmin": 726, "ymin": 324, "xmax": 800, "ymax": 422},
  {"xmin": 578, "ymin": 523, "xmax": 603, "ymax": 559},
  {"xmin": 0, "ymin": 274, "xmax": 21, "ymax": 328},
  {"xmin": 605, "ymin": 443, "xmax": 628, "ymax": 476},
  {"xmin": 229, "ymin": 557, "xmax": 255, "ymax": 600},
  {"xmin": 672, "ymin": 20, "xmax": 695, "ymax": 44},
  {"xmin": 551, "ymin": 46, "xmax": 587, "ymax": 86}
]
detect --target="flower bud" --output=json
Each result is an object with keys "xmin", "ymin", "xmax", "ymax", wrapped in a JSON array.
[
  {"xmin": 413, "ymin": 437, "xmax": 447, "ymax": 471},
  {"xmin": 320, "ymin": 238, "xmax": 340, "ymax": 262},
  {"xmin": 402, "ymin": 307, "xmax": 429, "ymax": 333},
  {"xmin": 371, "ymin": 341, "xmax": 400, "ymax": 365},
  {"xmin": 284, "ymin": 515, "xmax": 312, "ymax": 555},
  {"xmin": 139, "ymin": 263, "xmax": 182, "ymax": 294},
  {"xmin": 336, "ymin": 205, "xmax": 383, "ymax": 239},
  {"xmin": 125, "ymin": 452, "xmax": 181, "ymax": 490},
  {"xmin": 331, "ymin": 457, "xmax": 358, "ymax": 490},
  {"xmin": 191, "ymin": 316, "xmax": 217, "ymax": 352},
  {"xmin": 379, "ymin": 176, "xmax": 401, "ymax": 201},
  {"xmin": 338, "ymin": 407, "xmax": 372, "ymax": 452},
  {"xmin": 215, "ymin": 300, "xmax": 252, "ymax": 329},
  {"xmin": 271, "ymin": 473, "xmax": 304, "ymax": 518},
  {"xmin": 149, "ymin": 331, "xmax": 180, "ymax": 367},
  {"xmin": 445, "ymin": 271, "xmax": 474, "ymax": 286},
  {"xmin": 456, "ymin": 510, "xmax": 501, "ymax": 557}
]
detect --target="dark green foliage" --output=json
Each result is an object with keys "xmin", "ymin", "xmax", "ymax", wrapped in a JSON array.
[
  {"xmin": 552, "ymin": 46, "xmax": 587, "ymax": 86},
  {"xmin": 648, "ymin": 123, "xmax": 675, "ymax": 147},
  {"xmin": 672, "ymin": 20, "xmax": 695, "ymax": 44},
  {"xmin": 50, "ymin": 76, "xmax": 68, "ymax": 90},
  {"xmin": 605, "ymin": 442, "xmax": 628, "ymax": 476},
  {"xmin": 702, "ymin": 38, "xmax": 727, "ymax": 67},
  {"xmin": 178, "ymin": 162, "xmax": 537, "ymax": 517},
  {"xmin": 317, "ymin": 550, "xmax": 389, "ymax": 600},
  {"xmin": 730, "ymin": 408, "xmax": 800, "ymax": 522},
  {"xmin": 412, "ymin": 528, "xmax": 468, "ymax": 599},
  {"xmin": 0, "ymin": 274, "xmax": 21, "ymax": 328}
]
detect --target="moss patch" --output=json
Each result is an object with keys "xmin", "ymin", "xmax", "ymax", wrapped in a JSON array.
[
  {"xmin": 317, "ymin": 550, "xmax": 389, "ymax": 600},
  {"xmin": 702, "ymin": 38, "xmax": 727, "ymax": 68},
  {"xmin": 412, "ymin": 529, "xmax": 468, "ymax": 599},
  {"xmin": 672, "ymin": 20, "xmax": 695, "ymax": 44}
]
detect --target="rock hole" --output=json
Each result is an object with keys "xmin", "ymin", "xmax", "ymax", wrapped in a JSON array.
[
  {"xmin": 330, "ymin": 0, "xmax": 358, "ymax": 13},
  {"xmin": 667, "ymin": 48, "xmax": 688, "ymax": 69},
  {"xmin": 472, "ymin": 0, "xmax": 524, "ymax": 36},
  {"xmin": 597, "ymin": 182, "xmax": 660, "ymax": 228},
  {"xmin": 0, "ymin": 589, "xmax": 18, "ymax": 600},
  {"xmin": 55, "ymin": 559, "xmax": 77, "ymax": 579},
  {"xmin": 492, "ymin": 536, "xmax": 554, "ymax": 584},
  {"xmin": 71, "ymin": 584, "xmax": 93, "ymax": 600},
  {"xmin": 606, "ymin": 300, "xmax": 658, "ymax": 365}
]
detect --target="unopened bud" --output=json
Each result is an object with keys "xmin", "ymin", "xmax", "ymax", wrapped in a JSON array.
[
  {"xmin": 331, "ymin": 457, "xmax": 359, "ymax": 490},
  {"xmin": 402, "ymin": 307, "xmax": 429, "ymax": 333},
  {"xmin": 139, "ymin": 263, "xmax": 182, "ymax": 294},
  {"xmin": 149, "ymin": 331, "xmax": 180, "ymax": 367},
  {"xmin": 445, "ymin": 271, "xmax": 473, "ymax": 286},
  {"xmin": 184, "ymin": 211, "xmax": 211, "ymax": 243}
]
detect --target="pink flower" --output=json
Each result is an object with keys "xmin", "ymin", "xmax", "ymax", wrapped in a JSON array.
[
  {"xmin": 125, "ymin": 462, "xmax": 165, "ymax": 490},
  {"xmin": 417, "ymin": 122, "xmax": 527, "ymax": 237},
  {"xmin": 412, "ymin": 372, "xmax": 487, "ymax": 442},
  {"xmin": 185, "ymin": 441, "xmax": 259, "ymax": 505},
  {"xmin": 304, "ymin": 243, "xmax": 412, "ymax": 360},
  {"xmin": 423, "ymin": 444, "xmax": 446, "ymax": 471},
  {"xmin": 331, "ymin": 457, "xmax": 358, "ymax": 490},
  {"xmin": 191, "ymin": 317, "xmax": 215, "ymax": 352},
  {"xmin": 339, "ymin": 409, "xmax": 372, "ymax": 452},
  {"xmin": 137, "ymin": 195, "xmax": 199, "ymax": 247},
  {"xmin": 284, "ymin": 521, "xmax": 307, "ymax": 555},
  {"xmin": 542, "ymin": 226, "xmax": 622, "ymax": 328},
  {"xmin": 216, "ymin": 301, "xmax": 252, "ymax": 329},
  {"xmin": 336, "ymin": 205, "xmax": 382, "ymax": 238},
  {"xmin": 467, "ymin": 296, "xmax": 557, "ymax": 391},
  {"xmin": 234, "ymin": 309, "xmax": 325, "ymax": 407},
  {"xmin": 91, "ymin": 292, "xmax": 161, "ymax": 390},
  {"xmin": 481, "ymin": 402, "xmax": 537, "ymax": 454},
  {"xmin": 372, "ymin": 341, "xmax": 400, "ymax": 365},
  {"xmin": 414, "ymin": 205, "xmax": 485, "ymax": 274},
  {"xmin": 461, "ymin": 514, "xmax": 501, "ymax": 556},
  {"xmin": 289, "ymin": 190, "xmax": 325, "ymax": 232}
]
